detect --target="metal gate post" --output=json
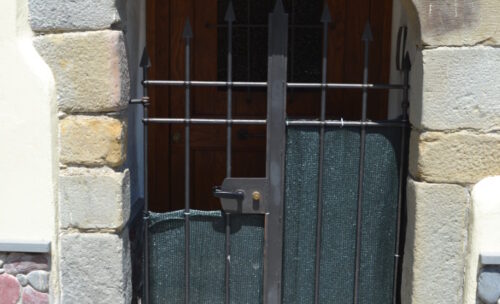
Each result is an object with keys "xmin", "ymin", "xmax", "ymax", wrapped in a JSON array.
[
  {"xmin": 140, "ymin": 47, "xmax": 151, "ymax": 304},
  {"xmin": 263, "ymin": 1, "xmax": 288, "ymax": 303}
]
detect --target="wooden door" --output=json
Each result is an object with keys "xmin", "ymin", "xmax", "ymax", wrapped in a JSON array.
[{"xmin": 146, "ymin": 0, "xmax": 393, "ymax": 212}]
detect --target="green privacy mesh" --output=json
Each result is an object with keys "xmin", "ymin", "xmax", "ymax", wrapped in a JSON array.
[
  {"xmin": 283, "ymin": 127, "xmax": 401, "ymax": 304},
  {"xmin": 148, "ymin": 211, "xmax": 264, "ymax": 304},
  {"xmin": 147, "ymin": 126, "xmax": 401, "ymax": 303}
]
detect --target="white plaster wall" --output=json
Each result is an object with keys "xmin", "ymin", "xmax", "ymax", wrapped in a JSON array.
[
  {"xmin": 464, "ymin": 176, "xmax": 500, "ymax": 304},
  {"xmin": 0, "ymin": 0, "xmax": 57, "ymax": 242}
]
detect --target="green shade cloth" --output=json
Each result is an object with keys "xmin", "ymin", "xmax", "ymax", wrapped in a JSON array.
[
  {"xmin": 148, "ymin": 211, "xmax": 264, "ymax": 304},
  {"xmin": 147, "ymin": 126, "xmax": 402, "ymax": 303},
  {"xmin": 283, "ymin": 127, "xmax": 401, "ymax": 304}
]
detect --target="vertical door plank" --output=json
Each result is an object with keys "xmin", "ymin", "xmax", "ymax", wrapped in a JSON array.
[
  {"xmin": 326, "ymin": 0, "xmax": 347, "ymax": 119},
  {"xmin": 369, "ymin": 0, "xmax": 393, "ymax": 120},
  {"xmin": 169, "ymin": 0, "xmax": 194, "ymax": 211},
  {"xmin": 342, "ymin": 0, "xmax": 370, "ymax": 120},
  {"xmin": 147, "ymin": 0, "xmax": 172, "ymax": 212}
]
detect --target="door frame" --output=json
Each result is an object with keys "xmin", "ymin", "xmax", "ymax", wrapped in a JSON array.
[{"xmin": 138, "ymin": 1, "xmax": 410, "ymax": 303}]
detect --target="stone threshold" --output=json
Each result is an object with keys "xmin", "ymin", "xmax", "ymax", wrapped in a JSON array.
[
  {"xmin": 482, "ymin": 253, "xmax": 500, "ymax": 266},
  {"xmin": 0, "ymin": 240, "xmax": 51, "ymax": 253}
]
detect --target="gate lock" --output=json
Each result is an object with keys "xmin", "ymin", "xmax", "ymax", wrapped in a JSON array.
[{"xmin": 213, "ymin": 178, "xmax": 269, "ymax": 214}]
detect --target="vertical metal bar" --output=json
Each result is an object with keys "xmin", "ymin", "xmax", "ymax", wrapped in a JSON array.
[
  {"xmin": 224, "ymin": 3, "xmax": 236, "ymax": 304},
  {"xmin": 314, "ymin": 5, "xmax": 331, "ymax": 303},
  {"xmin": 183, "ymin": 19, "xmax": 193, "ymax": 304},
  {"xmin": 392, "ymin": 53, "xmax": 411, "ymax": 304},
  {"xmin": 226, "ymin": 1, "xmax": 235, "ymax": 179},
  {"xmin": 224, "ymin": 212, "xmax": 231, "ymax": 303},
  {"xmin": 263, "ymin": 1, "xmax": 288, "ymax": 303},
  {"xmin": 246, "ymin": 0, "xmax": 252, "ymax": 102},
  {"xmin": 353, "ymin": 22, "xmax": 372, "ymax": 304},
  {"xmin": 140, "ymin": 47, "xmax": 151, "ymax": 304},
  {"xmin": 289, "ymin": 0, "xmax": 295, "ymax": 102}
]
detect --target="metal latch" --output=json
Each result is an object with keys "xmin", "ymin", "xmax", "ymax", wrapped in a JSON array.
[
  {"xmin": 213, "ymin": 178, "xmax": 269, "ymax": 214},
  {"xmin": 213, "ymin": 187, "xmax": 245, "ymax": 201}
]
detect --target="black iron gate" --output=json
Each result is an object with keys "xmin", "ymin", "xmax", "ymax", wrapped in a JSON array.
[{"xmin": 131, "ymin": 1, "xmax": 411, "ymax": 303}]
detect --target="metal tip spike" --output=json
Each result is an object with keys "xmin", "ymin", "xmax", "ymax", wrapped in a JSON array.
[
  {"xmin": 321, "ymin": 3, "xmax": 332, "ymax": 23},
  {"xmin": 183, "ymin": 19, "xmax": 193, "ymax": 39},
  {"xmin": 273, "ymin": 0, "xmax": 285, "ymax": 14},
  {"xmin": 224, "ymin": 1, "xmax": 236, "ymax": 22},
  {"xmin": 362, "ymin": 22, "xmax": 373, "ymax": 42},
  {"xmin": 403, "ymin": 52, "xmax": 412, "ymax": 70},
  {"xmin": 140, "ymin": 47, "xmax": 151, "ymax": 68}
]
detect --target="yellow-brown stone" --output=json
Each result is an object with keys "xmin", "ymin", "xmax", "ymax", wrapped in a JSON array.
[
  {"xmin": 60, "ymin": 116, "xmax": 126, "ymax": 167},
  {"xmin": 409, "ymin": 130, "xmax": 500, "ymax": 184}
]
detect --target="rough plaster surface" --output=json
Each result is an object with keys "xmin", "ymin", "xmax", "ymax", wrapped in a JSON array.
[
  {"xmin": 409, "ymin": 130, "xmax": 500, "ymax": 184},
  {"xmin": 409, "ymin": 0, "xmax": 500, "ymax": 46},
  {"xmin": 59, "ymin": 167, "xmax": 130, "ymax": 230},
  {"xmin": 410, "ymin": 47, "xmax": 500, "ymax": 131},
  {"xmin": 29, "ymin": 0, "xmax": 120, "ymax": 32},
  {"xmin": 402, "ymin": 179, "xmax": 469, "ymax": 304},
  {"xmin": 464, "ymin": 176, "xmax": 500, "ymax": 304},
  {"xmin": 60, "ymin": 116, "xmax": 127, "ymax": 167},
  {"xmin": 60, "ymin": 233, "xmax": 131, "ymax": 304},
  {"xmin": 34, "ymin": 30, "xmax": 129, "ymax": 113}
]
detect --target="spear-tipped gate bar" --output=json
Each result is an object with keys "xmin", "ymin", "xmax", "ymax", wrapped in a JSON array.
[
  {"xmin": 135, "ymin": 3, "xmax": 411, "ymax": 303},
  {"xmin": 224, "ymin": 3, "xmax": 235, "ymax": 304},
  {"xmin": 353, "ymin": 21, "xmax": 374, "ymax": 304}
]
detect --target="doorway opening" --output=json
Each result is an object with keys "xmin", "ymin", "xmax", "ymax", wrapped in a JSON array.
[
  {"xmin": 146, "ymin": 0, "xmax": 394, "ymax": 213},
  {"xmin": 132, "ymin": 0, "xmax": 413, "ymax": 303}
]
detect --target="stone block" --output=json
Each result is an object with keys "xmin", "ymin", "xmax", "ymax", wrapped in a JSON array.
[
  {"xmin": 29, "ymin": 0, "xmax": 121, "ymax": 32},
  {"xmin": 60, "ymin": 116, "xmax": 126, "ymax": 167},
  {"xmin": 401, "ymin": 179, "xmax": 469, "ymax": 304},
  {"xmin": 3, "ymin": 253, "xmax": 49, "ymax": 276},
  {"xmin": 27, "ymin": 270, "xmax": 50, "ymax": 293},
  {"xmin": 34, "ymin": 30, "xmax": 129, "ymax": 113},
  {"xmin": 410, "ymin": 47, "xmax": 500, "ymax": 131},
  {"xmin": 409, "ymin": 130, "xmax": 500, "ymax": 184},
  {"xmin": 409, "ymin": 0, "xmax": 500, "ymax": 46},
  {"xmin": 60, "ymin": 232, "xmax": 131, "ymax": 304},
  {"xmin": 477, "ymin": 268, "xmax": 500, "ymax": 304},
  {"xmin": 0, "ymin": 274, "xmax": 21, "ymax": 304},
  {"xmin": 22, "ymin": 286, "xmax": 49, "ymax": 304},
  {"xmin": 16, "ymin": 274, "xmax": 27, "ymax": 286},
  {"xmin": 0, "ymin": 253, "xmax": 5, "ymax": 267},
  {"xmin": 59, "ymin": 167, "xmax": 130, "ymax": 230}
]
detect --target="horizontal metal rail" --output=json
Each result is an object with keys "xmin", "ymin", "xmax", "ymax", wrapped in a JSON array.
[
  {"xmin": 143, "ymin": 80, "xmax": 406, "ymax": 90},
  {"xmin": 287, "ymin": 82, "xmax": 405, "ymax": 90},
  {"xmin": 206, "ymin": 23, "xmax": 325, "ymax": 29},
  {"xmin": 286, "ymin": 120, "xmax": 408, "ymax": 127},
  {"xmin": 144, "ymin": 80, "xmax": 267, "ymax": 87},
  {"xmin": 143, "ymin": 118, "xmax": 267, "ymax": 125},
  {"xmin": 142, "ymin": 117, "xmax": 408, "ymax": 128}
]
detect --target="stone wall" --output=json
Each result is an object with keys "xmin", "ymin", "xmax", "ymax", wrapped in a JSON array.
[
  {"xmin": 401, "ymin": 0, "xmax": 500, "ymax": 303},
  {"xmin": 0, "ymin": 253, "xmax": 50, "ymax": 304},
  {"xmin": 28, "ymin": 0, "xmax": 131, "ymax": 303}
]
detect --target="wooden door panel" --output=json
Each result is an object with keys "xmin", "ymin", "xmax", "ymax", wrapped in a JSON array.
[
  {"xmin": 368, "ymin": 0, "xmax": 393, "ymax": 120},
  {"xmin": 147, "ymin": 0, "xmax": 393, "ymax": 212}
]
